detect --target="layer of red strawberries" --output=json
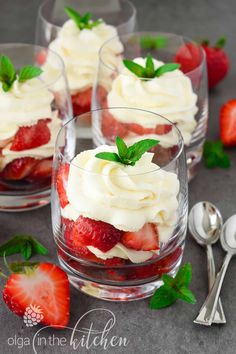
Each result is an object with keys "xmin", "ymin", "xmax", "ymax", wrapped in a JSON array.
[{"xmin": 0, "ymin": 118, "xmax": 53, "ymax": 182}]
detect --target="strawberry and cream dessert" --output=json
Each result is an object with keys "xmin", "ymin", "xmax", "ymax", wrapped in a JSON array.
[
  {"xmin": 0, "ymin": 56, "xmax": 61, "ymax": 184},
  {"xmin": 43, "ymin": 7, "xmax": 123, "ymax": 116},
  {"xmin": 101, "ymin": 55, "xmax": 198, "ymax": 146},
  {"xmin": 56, "ymin": 137, "xmax": 181, "ymax": 281}
]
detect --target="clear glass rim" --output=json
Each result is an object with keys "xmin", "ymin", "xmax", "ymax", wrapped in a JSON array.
[
  {"xmin": 99, "ymin": 31, "xmax": 206, "ymax": 80},
  {"xmin": 38, "ymin": 0, "xmax": 136, "ymax": 30},
  {"xmin": 56, "ymin": 107, "xmax": 184, "ymax": 176},
  {"xmin": 0, "ymin": 43, "xmax": 66, "ymax": 92}
]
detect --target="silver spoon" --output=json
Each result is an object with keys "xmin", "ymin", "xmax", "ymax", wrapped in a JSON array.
[
  {"xmin": 194, "ymin": 214, "xmax": 236, "ymax": 326},
  {"xmin": 188, "ymin": 201, "xmax": 226, "ymax": 324}
]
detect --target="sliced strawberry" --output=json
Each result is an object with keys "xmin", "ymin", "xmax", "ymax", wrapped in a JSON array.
[
  {"xmin": 2, "ymin": 263, "xmax": 70, "ymax": 328},
  {"xmin": 10, "ymin": 119, "xmax": 51, "ymax": 151},
  {"xmin": 2, "ymin": 157, "xmax": 38, "ymax": 180},
  {"xmin": 28, "ymin": 158, "xmax": 53, "ymax": 179},
  {"xmin": 72, "ymin": 216, "xmax": 123, "ymax": 252},
  {"xmin": 71, "ymin": 87, "xmax": 92, "ymax": 116},
  {"xmin": 121, "ymin": 223, "xmax": 159, "ymax": 251},
  {"xmin": 56, "ymin": 164, "xmax": 70, "ymax": 208},
  {"xmin": 129, "ymin": 123, "xmax": 172, "ymax": 135},
  {"xmin": 174, "ymin": 43, "xmax": 202, "ymax": 73},
  {"xmin": 101, "ymin": 109, "xmax": 128, "ymax": 139},
  {"xmin": 36, "ymin": 50, "xmax": 47, "ymax": 65},
  {"xmin": 220, "ymin": 99, "xmax": 236, "ymax": 146}
]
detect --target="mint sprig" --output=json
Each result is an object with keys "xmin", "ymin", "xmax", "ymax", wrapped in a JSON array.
[
  {"xmin": 123, "ymin": 55, "xmax": 180, "ymax": 79},
  {"xmin": 0, "ymin": 55, "xmax": 43, "ymax": 92},
  {"xmin": 95, "ymin": 136, "xmax": 159, "ymax": 166},
  {"xmin": 140, "ymin": 36, "xmax": 168, "ymax": 50},
  {"xmin": 64, "ymin": 6, "xmax": 103, "ymax": 30},
  {"xmin": 149, "ymin": 263, "xmax": 196, "ymax": 309},
  {"xmin": 203, "ymin": 140, "xmax": 231, "ymax": 169},
  {"xmin": 0, "ymin": 235, "xmax": 48, "ymax": 261}
]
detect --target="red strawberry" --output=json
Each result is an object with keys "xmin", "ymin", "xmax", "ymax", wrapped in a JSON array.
[
  {"xmin": 28, "ymin": 158, "xmax": 53, "ymax": 179},
  {"xmin": 201, "ymin": 38, "xmax": 230, "ymax": 89},
  {"xmin": 56, "ymin": 164, "xmax": 70, "ymax": 208},
  {"xmin": 101, "ymin": 109, "xmax": 128, "ymax": 139},
  {"xmin": 220, "ymin": 99, "xmax": 236, "ymax": 146},
  {"xmin": 129, "ymin": 123, "xmax": 172, "ymax": 135},
  {"xmin": 71, "ymin": 87, "xmax": 92, "ymax": 116},
  {"xmin": 121, "ymin": 223, "xmax": 159, "ymax": 251},
  {"xmin": 36, "ymin": 50, "xmax": 47, "ymax": 65},
  {"xmin": 72, "ymin": 216, "xmax": 123, "ymax": 252},
  {"xmin": 2, "ymin": 157, "xmax": 37, "ymax": 180},
  {"xmin": 10, "ymin": 119, "xmax": 51, "ymax": 151},
  {"xmin": 2, "ymin": 263, "xmax": 70, "ymax": 328},
  {"xmin": 174, "ymin": 42, "xmax": 202, "ymax": 73}
]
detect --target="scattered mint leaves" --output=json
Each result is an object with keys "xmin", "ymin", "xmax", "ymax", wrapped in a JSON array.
[
  {"xmin": 149, "ymin": 263, "xmax": 196, "ymax": 309},
  {"xmin": 0, "ymin": 235, "xmax": 48, "ymax": 261},
  {"xmin": 64, "ymin": 6, "xmax": 103, "ymax": 30},
  {"xmin": 18, "ymin": 66, "xmax": 43, "ymax": 83},
  {"xmin": 140, "ymin": 36, "xmax": 168, "ymax": 50},
  {"xmin": 95, "ymin": 136, "xmax": 159, "ymax": 166},
  {"xmin": 0, "ymin": 55, "xmax": 42, "ymax": 92},
  {"xmin": 203, "ymin": 140, "xmax": 231, "ymax": 169},
  {"xmin": 123, "ymin": 55, "xmax": 180, "ymax": 79}
]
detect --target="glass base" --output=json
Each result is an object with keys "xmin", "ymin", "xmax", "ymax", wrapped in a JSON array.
[
  {"xmin": 59, "ymin": 256, "xmax": 182, "ymax": 302},
  {"xmin": 0, "ymin": 189, "xmax": 50, "ymax": 212}
]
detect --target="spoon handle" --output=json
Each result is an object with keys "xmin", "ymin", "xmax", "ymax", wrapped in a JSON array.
[
  {"xmin": 206, "ymin": 245, "xmax": 226, "ymax": 323},
  {"xmin": 194, "ymin": 253, "xmax": 232, "ymax": 326}
]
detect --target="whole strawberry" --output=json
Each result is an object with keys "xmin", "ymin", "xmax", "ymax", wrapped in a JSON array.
[{"xmin": 201, "ymin": 37, "xmax": 230, "ymax": 89}]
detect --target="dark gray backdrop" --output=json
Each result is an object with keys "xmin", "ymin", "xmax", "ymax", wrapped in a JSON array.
[{"xmin": 0, "ymin": 1, "xmax": 236, "ymax": 353}]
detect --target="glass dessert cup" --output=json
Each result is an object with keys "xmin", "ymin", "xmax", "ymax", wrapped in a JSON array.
[
  {"xmin": 0, "ymin": 43, "xmax": 72, "ymax": 211},
  {"xmin": 52, "ymin": 108, "xmax": 188, "ymax": 301},
  {"xmin": 36, "ymin": 0, "xmax": 136, "ymax": 118},
  {"xmin": 93, "ymin": 32, "xmax": 208, "ymax": 181}
]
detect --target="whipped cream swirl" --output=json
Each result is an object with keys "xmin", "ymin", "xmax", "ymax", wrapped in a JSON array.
[
  {"xmin": 107, "ymin": 57, "xmax": 198, "ymax": 145},
  {"xmin": 45, "ymin": 19, "xmax": 123, "ymax": 93},
  {"xmin": 64, "ymin": 145, "xmax": 180, "ymax": 243}
]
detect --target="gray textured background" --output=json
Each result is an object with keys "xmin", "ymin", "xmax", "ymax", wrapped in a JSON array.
[{"xmin": 0, "ymin": 0, "xmax": 236, "ymax": 353}]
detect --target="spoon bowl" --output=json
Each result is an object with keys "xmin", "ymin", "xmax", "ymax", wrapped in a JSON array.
[
  {"xmin": 188, "ymin": 201, "xmax": 223, "ymax": 246},
  {"xmin": 221, "ymin": 215, "xmax": 236, "ymax": 255}
]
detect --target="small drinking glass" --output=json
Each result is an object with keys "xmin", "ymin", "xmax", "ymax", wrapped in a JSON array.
[
  {"xmin": 36, "ymin": 0, "xmax": 136, "ymax": 117},
  {"xmin": 0, "ymin": 43, "xmax": 71, "ymax": 211},
  {"xmin": 51, "ymin": 108, "xmax": 188, "ymax": 301},
  {"xmin": 93, "ymin": 32, "xmax": 208, "ymax": 180}
]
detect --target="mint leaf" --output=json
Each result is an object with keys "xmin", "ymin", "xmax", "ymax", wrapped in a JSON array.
[
  {"xmin": 145, "ymin": 54, "xmax": 155, "ymax": 77},
  {"xmin": 203, "ymin": 140, "xmax": 231, "ymax": 169},
  {"xmin": 140, "ymin": 36, "xmax": 168, "ymax": 50},
  {"xmin": 95, "ymin": 152, "xmax": 121, "ymax": 163},
  {"xmin": 174, "ymin": 262, "xmax": 192, "ymax": 288},
  {"xmin": 64, "ymin": 6, "xmax": 102, "ymax": 30},
  {"xmin": 149, "ymin": 285, "xmax": 178, "ymax": 309},
  {"xmin": 126, "ymin": 139, "xmax": 159, "ymax": 164},
  {"xmin": 18, "ymin": 66, "xmax": 43, "ymax": 83},
  {"xmin": 123, "ymin": 59, "xmax": 147, "ymax": 78},
  {"xmin": 155, "ymin": 63, "xmax": 180, "ymax": 77},
  {"xmin": 116, "ymin": 136, "xmax": 128, "ymax": 159},
  {"xmin": 21, "ymin": 241, "xmax": 32, "ymax": 260},
  {"xmin": 0, "ymin": 55, "xmax": 16, "ymax": 92},
  {"xmin": 96, "ymin": 137, "xmax": 159, "ymax": 167},
  {"xmin": 0, "ymin": 235, "xmax": 48, "ymax": 259},
  {"xmin": 150, "ymin": 263, "xmax": 196, "ymax": 310},
  {"xmin": 64, "ymin": 6, "xmax": 81, "ymax": 27},
  {"xmin": 177, "ymin": 287, "xmax": 196, "ymax": 304}
]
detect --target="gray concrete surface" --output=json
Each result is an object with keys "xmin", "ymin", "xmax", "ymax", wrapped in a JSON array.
[{"xmin": 0, "ymin": 0, "xmax": 236, "ymax": 353}]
